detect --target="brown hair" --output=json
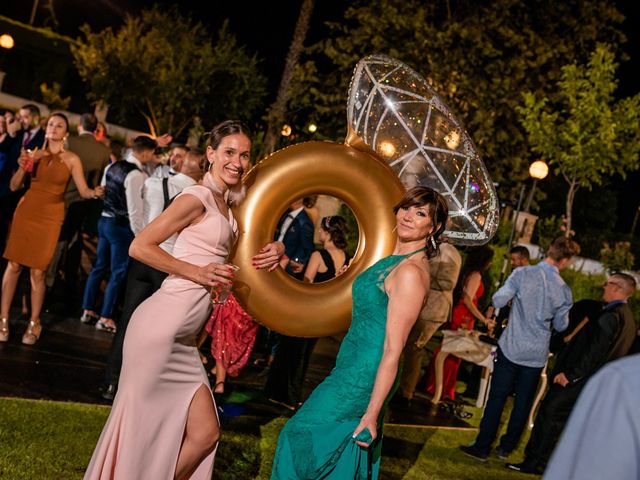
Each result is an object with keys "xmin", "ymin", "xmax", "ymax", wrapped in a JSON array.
[
  {"xmin": 320, "ymin": 215, "xmax": 348, "ymax": 250},
  {"xmin": 393, "ymin": 186, "xmax": 449, "ymax": 258},
  {"xmin": 547, "ymin": 236, "xmax": 580, "ymax": 261},
  {"xmin": 207, "ymin": 120, "xmax": 251, "ymax": 150}
]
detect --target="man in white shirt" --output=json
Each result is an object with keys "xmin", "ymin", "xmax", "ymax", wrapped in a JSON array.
[
  {"xmin": 80, "ymin": 136, "xmax": 157, "ymax": 334},
  {"xmin": 99, "ymin": 149, "xmax": 204, "ymax": 400}
]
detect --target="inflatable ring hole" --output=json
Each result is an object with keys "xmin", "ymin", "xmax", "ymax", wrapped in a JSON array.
[{"xmin": 276, "ymin": 195, "xmax": 360, "ymax": 284}]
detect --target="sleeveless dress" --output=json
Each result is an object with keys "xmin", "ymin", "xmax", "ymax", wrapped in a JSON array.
[
  {"xmin": 425, "ymin": 273, "xmax": 485, "ymax": 400},
  {"xmin": 4, "ymin": 152, "xmax": 70, "ymax": 270},
  {"xmin": 271, "ymin": 252, "xmax": 415, "ymax": 479},
  {"xmin": 84, "ymin": 185, "xmax": 237, "ymax": 480}
]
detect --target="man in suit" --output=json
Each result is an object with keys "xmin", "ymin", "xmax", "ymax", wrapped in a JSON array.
[
  {"xmin": 48, "ymin": 113, "xmax": 111, "ymax": 289},
  {"xmin": 507, "ymin": 272, "xmax": 637, "ymax": 474},
  {"xmin": 0, "ymin": 104, "xmax": 45, "ymax": 255},
  {"xmin": 264, "ymin": 198, "xmax": 315, "ymax": 409}
]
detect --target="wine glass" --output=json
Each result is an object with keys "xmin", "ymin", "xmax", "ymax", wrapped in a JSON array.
[{"xmin": 209, "ymin": 264, "xmax": 239, "ymax": 306}]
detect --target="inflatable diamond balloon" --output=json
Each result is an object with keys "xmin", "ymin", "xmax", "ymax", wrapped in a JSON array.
[{"xmin": 347, "ymin": 54, "xmax": 499, "ymax": 246}]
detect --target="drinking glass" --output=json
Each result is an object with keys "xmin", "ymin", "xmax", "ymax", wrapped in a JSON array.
[{"xmin": 209, "ymin": 264, "xmax": 239, "ymax": 306}]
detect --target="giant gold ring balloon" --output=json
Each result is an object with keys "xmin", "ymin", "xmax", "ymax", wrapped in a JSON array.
[{"xmin": 231, "ymin": 138, "xmax": 405, "ymax": 337}]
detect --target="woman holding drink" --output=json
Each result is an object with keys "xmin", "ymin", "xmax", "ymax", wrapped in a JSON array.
[
  {"xmin": 1, "ymin": 113, "xmax": 104, "ymax": 345},
  {"xmin": 84, "ymin": 120, "xmax": 284, "ymax": 480}
]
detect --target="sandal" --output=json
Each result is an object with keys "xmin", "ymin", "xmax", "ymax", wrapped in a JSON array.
[
  {"xmin": 0, "ymin": 317, "xmax": 9, "ymax": 342},
  {"xmin": 213, "ymin": 381, "xmax": 225, "ymax": 394},
  {"xmin": 95, "ymin": 319, "xmax": 117, "ymax": 334},
  {"xmin": 22, "ymin": 320, "xmax": 42, "ymax": 345}
]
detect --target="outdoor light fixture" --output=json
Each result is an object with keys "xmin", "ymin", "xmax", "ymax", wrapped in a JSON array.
[
  {"xmin": 524, "ymin": 159, "xmax": 549, "ymax": 212},
  {"xmin": 528, "ymin": 160, "xmax": 549, "ymax": 181},
  {"xmin": 308, "ymin": 123, "xmax": 317, "ymax": 133},
  {"xmin": 281, "ymin": 124, "xmax": 292, "ymax": 137},
  {"xmin": 0, "ymin": 34, "xmax": 14, "ymax": 49}
]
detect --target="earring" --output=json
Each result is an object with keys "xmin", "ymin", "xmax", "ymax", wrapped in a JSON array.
[
  {"xmin": 208, "ymin": 161, "xmax": 214, "ymax": 172},
  {"xmin": 430, "ymin": 236, "xmax": 437, "ymax": 250},
  {"xmin": 392, "ymin": 225, "xmax": 398, "ymax": 233}
]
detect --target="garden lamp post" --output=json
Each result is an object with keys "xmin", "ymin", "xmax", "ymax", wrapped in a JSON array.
[{"xmin": 524, "ymin": 160, "xmax": 549, "ymax": 212}]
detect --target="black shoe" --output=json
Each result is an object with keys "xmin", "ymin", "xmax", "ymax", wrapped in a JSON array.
[
  {"xmin": 459, "ymin": 445, "xmax": 488, "ymax": 462},
  {"xmin": 495, "ymin": 446, "xmax": 511, "ymax": 460},
  {"xmin": 100, "ymin": 383, "xmax": 117, "ymax": 401},
  {"xmin": 390, "ymin": 395, "xmax": 412, "ymax": 410},
  {"xmin": 506, "ymin": 461, "xmax": 544, "ymax": 475}
]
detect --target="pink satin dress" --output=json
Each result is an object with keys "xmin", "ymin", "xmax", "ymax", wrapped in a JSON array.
[{"xmin": 84, "ymin": 184, "xmax": 237, "ymax": 480}]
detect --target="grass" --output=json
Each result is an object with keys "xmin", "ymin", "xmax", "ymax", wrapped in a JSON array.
[{"xmin": 0, "ymin": 396, "xmax": 540, "ymax": 480}]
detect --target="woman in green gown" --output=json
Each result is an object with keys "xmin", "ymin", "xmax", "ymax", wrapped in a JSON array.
[{"xmin": 271, "ymin": 186, "xmax": 449, "ymax": 479}]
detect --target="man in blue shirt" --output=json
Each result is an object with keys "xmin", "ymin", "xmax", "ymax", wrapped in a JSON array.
[{"xmin": 460, "ymin": 236, "xmax": 580, "ymax": 461}]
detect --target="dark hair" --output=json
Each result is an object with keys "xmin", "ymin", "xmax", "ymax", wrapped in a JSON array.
[
  {"xmin": 48, "ymin": 112, "xmax": 70, "ymax": 133},
  {"xmin": 393, "ymin": 186, "xmax": 449, "ymax": 258},
  {"xmin": 132, "ymin": 135, "xmax": 158, "ymax": 153},
  {"xmin": 510, "ymin": 245, "xmax": 530, "ymax": 260},
  {"xmin": 207, "ymin": 120, "xmax": 251, "ymax": 149},
  {"xmin": 547, "ymin": 236, "xmax": 580, "ymax": 262},
  {"xmin": 303, "ymin": 195, "xmax": 318, "ymax": 208},
  {"xmin": 109, "ymin": 139, "xmax": 124, "ymax": 161},
  {"xmin": 320, "ymin": 215, "xmax": 348, "ymax": 249},
  {"xmin": 80, "ymin": 113, "xmax": 98, "ymax": 133},
  {"xmin": 21, "ymin": 104, "xmax": 41, "ymax": 117},
  {"xmin": 453, "ymin": 245, "xmax": 494, "ymax": 305}
]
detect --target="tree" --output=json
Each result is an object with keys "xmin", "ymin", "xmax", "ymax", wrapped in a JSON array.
[
  {"xmin": 286, "ymin": 0, "xmax": 626, "ymax": 188},
  {"xmin": 71, "ymin": 7, "xmax": 267, "ymax": 137},
  {"xmin": 263, "ymin": 0, "xmax": 315, "ymax": 157},
  {"xmin": 518, "ymin": 45, "xmax": 640, "ymax": 236}
]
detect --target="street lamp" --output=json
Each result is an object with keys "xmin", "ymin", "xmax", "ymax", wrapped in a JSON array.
[
  {"xmin": 0, "ymin": 34, "xmax": 14, "ymax": 50},
  {"xmin": 524, "ymin": 160, "xmax": 549, "ymax": 212}
]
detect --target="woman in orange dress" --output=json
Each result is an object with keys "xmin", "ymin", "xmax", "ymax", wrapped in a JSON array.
[
  {"xmin": 0, "ymin": 113, "xmax": 104, "ymax": 345},
  {"xmin": 425, "ymin": 246, "xmax": 494, "ymax": 401}
]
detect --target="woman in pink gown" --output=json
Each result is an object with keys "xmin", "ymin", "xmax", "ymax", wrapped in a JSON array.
[{"xmin": 84, "ymin": 121, "xmax": 284, "ymax": 480}]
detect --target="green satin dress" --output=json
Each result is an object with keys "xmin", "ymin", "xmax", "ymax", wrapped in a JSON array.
[{"xmin": 271, "ymin": 252, "xmax": 418, "ymax": 479}]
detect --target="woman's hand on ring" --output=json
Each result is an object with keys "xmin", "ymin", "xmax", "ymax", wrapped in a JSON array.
[{"xmin": 252, "ymin": 241, "xmax": 285, "ymax": 271}]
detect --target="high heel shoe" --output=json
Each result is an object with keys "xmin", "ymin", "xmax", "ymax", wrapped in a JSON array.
[
  {"xmin": 0, "ymin": 317, "xmax": 9, "ymax": 342},
  {"xmin": 22, "ymin": 320, "xmax": 42, "ymax": 345}
]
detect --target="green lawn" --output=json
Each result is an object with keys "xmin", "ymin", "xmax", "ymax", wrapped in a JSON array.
[{"xmin": 0, "ymin": 397, "xmax": 539, "ymax": 479}]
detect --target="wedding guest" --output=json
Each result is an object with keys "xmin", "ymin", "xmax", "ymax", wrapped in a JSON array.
[
  {"xmin": 507, "ymin": 273, "xmax": 637, "ymax": 474},
  {"xmin": 460, "ymin": 236, "xmax": 580, "ymax": 461},
  {"xmin": 100, "ymin": 149, "xmax": 205, "ymax": 400},
  {"xmin": 271, "ymin": 187, "xmax": 448, "ymax": 479},
  {"xmin": 0, "ymin": 113, "xmax": 103, "ymax": 344},
  {"xmin": 80, "ymin": 136, "xmax": 157, "ymax": 333},
  {"xmin": 84, "ymin": 120, "xmax": 284, "ymax": 479},
  {"xmin": 424, "ymin": 246, "xmax": 494, "ymax": 401}
]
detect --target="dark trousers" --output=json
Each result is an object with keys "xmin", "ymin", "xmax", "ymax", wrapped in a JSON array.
[
  {"xmin": 524, "ymin": 383, "xmax": 583, "ymax": 466},
  {"xmin": 104, "ymin": 259, "xmax": 167, "ymax": 385},
  {"xmin": 82, "ymin": 217, "xmax": 134, "ymax": 318},
  {"xmin": 473, "ymin": 348, "xmax": 542, "ymax": 454},
  {"xmin": 264, "ymin": 335, "xmax": 318, "ymax": 406},
  {"xmin": 0, "ymin": 191, "xmax": 22, "ymax": 257}
]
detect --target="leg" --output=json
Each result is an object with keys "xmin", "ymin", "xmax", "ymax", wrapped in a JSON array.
[
  {"xmin": 174, "ymin": 384, "xmax": 220, "ymax": 480},
  {"xmin": 498, "ymin": 364, "xmax": 543, "ymax": 453},
  {"xmin": 1, "ymin": 261, "xmax": 23, "ymax": 318},
  {"xmin": 472, "ymin": 349, "xmax": 518, "ymax": 454},
  {"xmin": 214, "ymin": 364, "xmax": 226, "ymax": 393},
  {"xmin": 400, "ymin": 318, "xmax": 441, "ymax": 399},
  {"xmin": 524, "ymin": 385, "xmax": 581, "ymax": 466},
  {"xmin": 29, "ymin": 268, "xmax": 46, "ymax": 322},
  {"xmin": 99, "ymin": 222, "xmax": 133, "ymax": 320},
  {"xmin": 104, "ymin": 260, "xmax": 166, "ymax": 386},
  {"xmin": 82, "ymin": 218, "xmax": 110, "ymax": 312}
]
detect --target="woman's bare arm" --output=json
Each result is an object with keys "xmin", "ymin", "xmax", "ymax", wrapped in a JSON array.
[{"xmin": 352, "ymin": 261, "xmax": 429, "ymax": 446}]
